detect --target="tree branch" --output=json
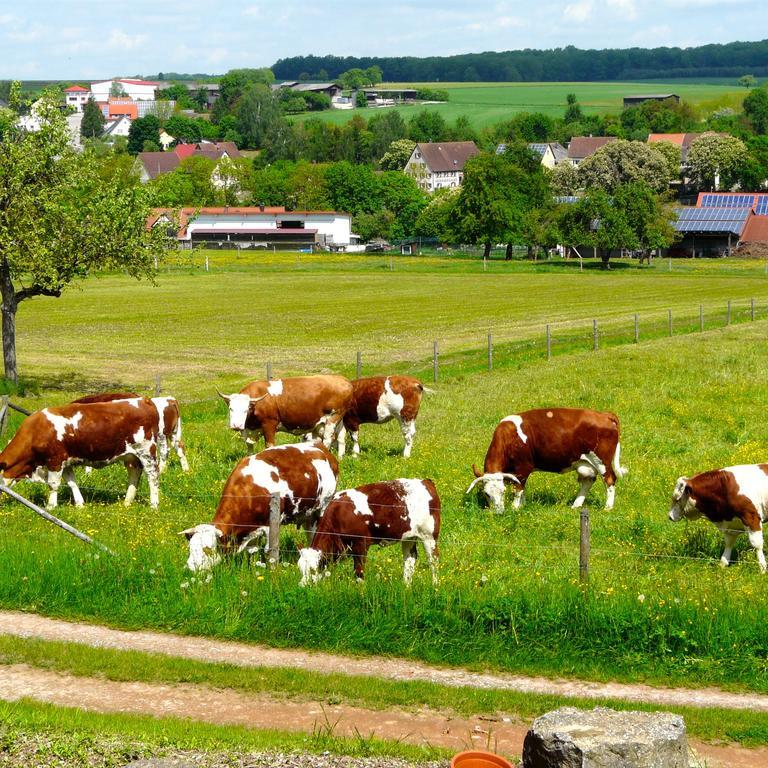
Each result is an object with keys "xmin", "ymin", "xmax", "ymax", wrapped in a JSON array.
[{"xmin": 15, "ymin": 285, "xmax": 62, "ymax": 303}]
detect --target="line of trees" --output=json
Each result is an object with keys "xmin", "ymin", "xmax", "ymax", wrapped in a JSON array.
[{"xmin": 272, "ymin": 40, "xmax": 768, "ymax": 83}]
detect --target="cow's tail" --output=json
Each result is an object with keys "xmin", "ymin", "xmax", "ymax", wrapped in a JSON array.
[{"xmin": 612, "ymin": 441, "xmax": 628, "ymax": 479}]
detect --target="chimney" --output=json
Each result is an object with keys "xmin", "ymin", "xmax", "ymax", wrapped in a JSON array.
[{"xmin": 259, "ymin": 202, "xmax": 265, "ymax": 212}]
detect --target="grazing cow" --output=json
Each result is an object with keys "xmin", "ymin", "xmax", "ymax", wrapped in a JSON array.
[
  {"xmin": 343, "ymin": 376, "xmax": 431, "ymax": 458},
  {"xmin": 180, "ymin": 441, "xmax": 339, "ymax": 572},
  {"xmin": 668, "ymin": 465, "xmax": 768, "ymax": 573},
  {"xmin": 218, "ymin": 375, "xmax": 353, "ymax": 457},
  {"xmin": 298, "ymin": 478, "xmax": 440, "ymax": 585},
  {"xmin": 467, "ymin": 408, "xmax": 626, "ymax": 512},
  {"xmin": 0, "ymin": 398, "xmax": 161, "ymax": 509},
  {"xmin": 73, "ymin": 393, "xmax": 189, "ymax": 473}
]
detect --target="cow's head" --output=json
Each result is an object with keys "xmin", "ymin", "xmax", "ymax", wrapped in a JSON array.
[
  {"xmin": 466, "ymin": 465, "xmax": 521, "ymax": 513},
  {"xmin": 297, "ymin": 547, "xmax": 324, "ymax": 586},
  {"xmin": 179, "ymin": 524, "xmax": 224, "ymax": 571},
  {"xmin": 217, "ymin": 390, "xmax": 267, "ymax": 431},
  {"xmin": 668, "ymin": 476, "xmax": 699, "ymax": 521}
]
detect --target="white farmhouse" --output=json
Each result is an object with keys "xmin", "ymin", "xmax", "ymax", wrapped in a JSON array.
[
  {"xmin": 90, "ymin": 78, "xmax": 159, "ymax": 102},
  {"xmin": 64, "ymin": 85, "xmax": 90, "ymax": 112},
  {"xmin": 404, "ymin": 141, "xmax": 479, "ymax": 192}
]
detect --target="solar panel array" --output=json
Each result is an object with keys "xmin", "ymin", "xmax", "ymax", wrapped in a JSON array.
[
  {"xmin": 528, "ymin": 143, "xmax": 548, "ymax": 156},
  {"xmin": 674, "ymin": 206, "xmax": 749, "ymax": 235},
  {"xmin": 699, "ymin": 193, "xmax": 755, "ymax": 208},
  {"xmin": 756, "ymin": 196, "xmax": 768, "ymax": 215}
]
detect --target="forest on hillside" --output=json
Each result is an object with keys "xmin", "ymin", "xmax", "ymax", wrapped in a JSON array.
[{"xmin": 273, "ymin": 40, "xmax": 768, "ymax": 82}]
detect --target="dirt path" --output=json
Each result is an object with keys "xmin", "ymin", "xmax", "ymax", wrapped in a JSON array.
[
  {"xmin": 2, "ymin": 611, "xmax": 768, "ymax": 767},
  {"xmin": 3, "ymin": 610, "xmax": 768, "ymax": 712}
]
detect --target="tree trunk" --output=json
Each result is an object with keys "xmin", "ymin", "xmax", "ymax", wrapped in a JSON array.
[
  {"xmin": 483, "ymin": 242, "xmax": 492, "ymax": 261},
  {"xmin": 600, "ymin": 249, "xmax": 611, "ymax": 270},
  {"xmin": 0, "ymin": 260, "xmax": 17, "ymax": 383},
  {"xmin": 505, "ymin": 243, "xmax": 514, "ymax": 261}
]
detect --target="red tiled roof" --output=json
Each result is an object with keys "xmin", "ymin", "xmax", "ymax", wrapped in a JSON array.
[
  {"xmin": 65, "ymin": 85, "xmax": 89, "ymax": 92},
  {"xmin": 648, "ymin": 133, "xmax": 687, "ymax": 146},
  {"xmin": 119, "ymin": 79, "xmax": 160, "ymax": 86},
  {"xmin": 415, "ymin": 141, "xmax": 479, "ymax": 173},
  {"xmin": 109, "ymin": 102, "xmax": 138, "ymax": 119},
  {"xmin": 174, "ymin": 144, "xmax": 197, "ymax": 159},
  {"xmin": 567, "ymin": 136, "xmax": 617, "ymax": 160}
]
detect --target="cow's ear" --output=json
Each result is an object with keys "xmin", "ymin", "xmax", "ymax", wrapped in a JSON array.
[
  {"xmin": 472, "ymin": 463, "xmax": 483, "ymax": 478},
  {"xmin": 684, "ymin": 482, "xmax": 693, "ymax": 497}
]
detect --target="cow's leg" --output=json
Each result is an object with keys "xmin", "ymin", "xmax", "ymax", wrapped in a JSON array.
[
  {"xmin": 748, "ymin": 528, "xmax": 766, "ymax": 573},
  {"xmin": 352, "ymin": 544, "xmax": 368, "ymax": 581},
  {"xmin": 176, "ymin": 438, "xmax": 190, "ymax": 472},
  {"xmin": 573, "ymin": 464, "xmax": 596, "ymax": 509},
  {"xmin": 401, "ymin": 418, "xmax": 416, "ymax": 458},
  {"xmin": 45, "ymin": 470, "xmax": 63, "ymax": 510},
  {"xmin": 124, "ymin": 459, "xmax": 143, "ymax": 506},
  {"xmin": 720, "ymin": 529, "xmax": 739, "ymax": 568},
  {"xmin": 512, "ymin": 488, "xmax": 525, "ymax": 509},
  {"xmin": 261, "ymin": 422, "xmax": 277, "ymax": 449},
  {"xmin": 422, "ymin": 538, "xmax": 438, "ymax": 585},
  {"xmin": 402, "ymin": 540, "xmax": 418, "ymax": 585},
  {"xmin": 320, "ymin": 414, "xmax": 337, "ymax": 451},
  {"xmin": 345, "ymin": 416, "xmax": 361, "ymax": 456},
  {"xmin": 157, "ymin": 435, "xmax": 169, "ymax": 474},
  {"xmin": 143, "ymin": 453, "xmax": 160, "ymax": 509},
  {"xmin": 332, "ymin": 418, "xmax": 346, "ymax": 458},
  {"xmin": 62, "ymin": 466, "xmax": 85, "ymax": 508},
  {"xmin": 602, "ymin": 465, "xmax": 617, "ymax": 510}
]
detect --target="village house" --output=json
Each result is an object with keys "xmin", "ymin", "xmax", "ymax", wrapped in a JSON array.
[
  {"xmin": 64, "ymin": 85, "xmax": 90, "ymax": 112},
  {"xmin": 404, "ymin": 141, "xmax": 480, "ymax": 192},
  {"xmin": 496, "ymin": 142, "xmax": 568, "ymax": 169},
  {"xmin": 135, "ymin": 141, "xmax": 243, "ymax": 184},
  {"xmin": 566, "ymin": 136, "xmax": 617, "ymax": 166}
]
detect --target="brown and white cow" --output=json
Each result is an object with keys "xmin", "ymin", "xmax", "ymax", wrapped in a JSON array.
[
  {"xmin": 467, "ymin": 408, "xmax": 627, "ymax": 512},
  {"xmin": 180, "ymin": 441, "xmax": 339, "ymax": 572},
  {"xmin": 73, "ymin": 393, "xmax": 189, "ymax": 473},
  {"xmin": 298, "ymin": 478, "xmax": 440, "ymax": 585},
  {"xmin": 0, "ymin": 398, "xmax": 161, "ymax": 509},
  {"xmin": 669, "ymin": 465, "xmax": 768, "ymax": 573},
  {"xmin": 343, "ymin": 376, "xmax": 431, "ymax": 458},
  {"xmin": 218, "ymin": 375, "xmax": 353, "ymax": 457}
]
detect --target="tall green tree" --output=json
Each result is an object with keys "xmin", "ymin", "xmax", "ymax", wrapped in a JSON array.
[
  {"xmin": 578, "ymin": 139, "xmax": 671, "ymax": 193},
  {"xmin": 743, "ymin": 85, "xmax": 768, "ymax": 134},
  {"xmin": 686, "ymin": 134, "xmax": 748, "ymax": 191},
  {"xmin": 236, "ymin": 83, "xmax": 284, "ymax": 149},
  {"xmin": 127, "ymin": 115, "xmax": 161, "ymax": 155},
  {"xmin": 80, "ymin": 97, "xmax": 105, "ymax": 139},
  {"xmin": 0, "ymin": 94, "xmax": 168, "ymax": 382}
]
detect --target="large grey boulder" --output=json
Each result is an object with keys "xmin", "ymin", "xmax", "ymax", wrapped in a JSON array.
[{"xmin": 522, "ymin": 706, "xmax": 688, "ymax": 768}]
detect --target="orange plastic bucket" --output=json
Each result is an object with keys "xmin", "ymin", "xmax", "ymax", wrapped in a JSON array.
[{"xmin": 450, "ymin": 750, "xmax": 514, "ymax": 768}]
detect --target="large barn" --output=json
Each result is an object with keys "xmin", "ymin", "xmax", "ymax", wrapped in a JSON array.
[{"xmin": 149, "ymin": 207, "xmax": 354, "ymax": 251}]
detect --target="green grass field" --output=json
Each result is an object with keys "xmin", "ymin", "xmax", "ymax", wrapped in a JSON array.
[
  {"xmin": 293, "ymin": 80, "xmax": 745, "ymax": 129},
  {"xmin": 1, "ymin": 255, "xmax": 768, "ymax": 707}
]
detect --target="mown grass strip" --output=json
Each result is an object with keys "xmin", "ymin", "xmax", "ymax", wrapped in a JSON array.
[
  {"xmin": 2, "ymin": 636, "xmax": 767, "ymax": 748},
  {"xmin": 0, "ymin": 697, "xmax": 446, "ymax": 763}
]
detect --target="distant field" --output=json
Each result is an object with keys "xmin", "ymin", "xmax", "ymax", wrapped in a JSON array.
[{"xmin": 294, "ymin": 80, "xmax": 745, "ymax": 129}]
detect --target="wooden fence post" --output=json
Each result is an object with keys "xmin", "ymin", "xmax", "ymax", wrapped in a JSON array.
[
  {"xmin": 579, "ymin": 507, "xmax": 590, "ymax": 584},
  {"xmin": 668, "ymin": 309, "xmax": 673, "ymax": 337},
  {"xmin": 268, "ymin": 493, "xmax": 281, "ymax": 567},
  {"xmin": 155, "ymin": 374, "xmax": 161, "ymax": 396},
  {"xmin": 727, "ymin": 300, "xmax": 732, "ymax": 325},
  {"xmin": 0, "ymin": 395, "xmax": 8, "ymax": 436},
  {"xmin": 634, "ymin": 314, "xmax": 639, "ymax": 344},
  {"xmin": 546, "ymin": 324, "xmax": 552, "ymax": 360},
  {"xmin": 205, "ymin": 253, "xmax": 209, "ymax": 272},
  {"xmin": 487, "ymin": 333, "xmax": 493, "ymax": 371},
  {"xmin": 433, "ymin": 341, "xmax": 439, "ymax": 383},
  {"xmin": 751, "ymin": 298, "xmax": 756, "ymax": 321},
  {"xmin": 356, "ymin": 350, "xmax": 362, "ymax": 379},
  {"xmin": 593, "ymin": 319, "xmax": 598, "ymax": 351}
]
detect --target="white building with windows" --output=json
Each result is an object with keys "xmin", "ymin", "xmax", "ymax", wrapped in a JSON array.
[
  {"xmin": 404, "ymin": 141, "xmax": 479, "ymax": 192},
  {"xmin": 64, "ymin": 85, "xmax": 90, "ymax": 112}
]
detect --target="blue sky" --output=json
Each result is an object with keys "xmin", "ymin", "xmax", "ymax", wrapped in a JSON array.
[{"xmin": 1, "ymin": 0, "xmax": 766, "ymax": 79}]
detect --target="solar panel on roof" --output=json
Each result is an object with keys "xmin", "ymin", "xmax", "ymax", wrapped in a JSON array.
[
  {"xmin": 674, "ymin": 206, "xmax": 749, "ymax": 236},
  {"xmin": 756, "ymin": 197, "xmax": 768, "ymax": 215},
  {"xmin": 699, "ymin": 194, "xmax": 754, "ymax": 208}
]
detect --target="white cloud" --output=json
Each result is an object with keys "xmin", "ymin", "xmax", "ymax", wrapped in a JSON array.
[
  {"xmin": 564, "ymin": 1, "xmax": 594, "ymax": 22},
  {"xmin": 106, "ymin": 29, "xmax": 147, "ymax": 51},
  {"xmin": 606, "ymin": 0, "xmax": 638, "ymax": 20},
  {"xmin": 243, "ymin": 4, "xmax": 260, "ymax": 16}
]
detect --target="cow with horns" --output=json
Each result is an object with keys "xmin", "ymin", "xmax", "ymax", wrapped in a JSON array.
[
  {"xmin": 467, "ymin": 408, "xmax": 626, "ymax": 512},
  {"xmin": 668, "ymin": 464, "xmax": 768, "ymax": 573},
  {"xmin": 180, "ymin": 441, "xmax": 339, "ymax": 572},
  {"xmin": 298, "ymin": 478, "xmax": 440, "ymax": 585},
  {"xmin": 72, "ymin": 393, "xmax": 189, "ymax": 473},
  {"xmin": 218, "ymin": 375, "xmax": 353, "ymax": 457},
  {"xmin": 343, "ymin": 376, "xmax": 431, "ymax": 458},
  {"xmin": 0, "ymin": 398, "xmax": 161, "ymax": 509}
]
